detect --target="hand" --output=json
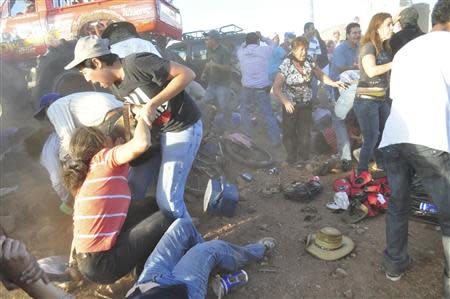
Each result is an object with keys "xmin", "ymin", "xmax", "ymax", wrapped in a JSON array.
[
  {"xmin": 140, "ymin": 103, "xmax": 157, "ymax": 126},
  {"xmin": 0, "ymin": 237, "xmax": 48, "ymax": 285},
  {"xmin": 130, "ymin": 105, "xmax": 143, "ymax": 119},
  {"xmin": 333, "ymin": 81, "xmax": 349, "ymax": 90},
  {"xmin": 283, "ymin": 101, "xmax": 295, "ymax": 114}
]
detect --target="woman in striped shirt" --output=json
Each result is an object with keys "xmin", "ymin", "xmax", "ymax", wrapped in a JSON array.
[{"xmin": 62, "ymin": 117, "xmax": 171, "ymax": 284}]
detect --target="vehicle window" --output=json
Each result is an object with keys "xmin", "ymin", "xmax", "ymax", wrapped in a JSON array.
[
  {"xmin": 190, "ymin": 43, "xmax": 207, "ymax": 62},
  {"xmin": 7, "ymin": 0, "xmax": 35, "ymax": 17},
  {"xmin": 170, "ymin": 46, "xmax": 187, "ymax": 61},
  {"xmin": 51, "ymin": 0, "xmax": 96, "ymax": 8}
]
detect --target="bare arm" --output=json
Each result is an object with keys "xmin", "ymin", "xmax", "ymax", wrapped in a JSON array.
[
  {"xmin": 361, "ymin": 54, "xmax": 391, "ymax": 78},
  {"xmin": 140, "ymin": 61, "xmax": 195, "ymax": 126},
  {"xmin": 313, "ymin": 67, "xmax": 348, "ymax": 89},
  {"xmin": 273, "ymin": 73, "xmax": 295, "ymax": 114},
  {"xmin": 110, "ymin": 117, "xmax": 151, "ymax": 165}
]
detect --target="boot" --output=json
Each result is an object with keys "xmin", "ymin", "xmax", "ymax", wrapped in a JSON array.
[{"xmin": 442, "ymin": 236, "xmax": 450, "ymax": 298}]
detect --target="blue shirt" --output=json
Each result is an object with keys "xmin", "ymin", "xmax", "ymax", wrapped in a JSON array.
[
  {"xmin": 268, "ymin": 46, "xmax": 287, "ymax": 82},
  {"xmin": 330, "ymin": 40, "xmax": 359, "ymax": 81}
]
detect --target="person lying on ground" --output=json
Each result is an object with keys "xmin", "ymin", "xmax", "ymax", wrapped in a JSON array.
[
  {"xmin": 0, "ymin": 235, "xmax": 73, "ymax": 299},
  {"xmin": 65, "ymin": 36, "xmax": 202, "ymax": 220},
  {"xmin": 125, "ymin": 218, "xmax": 276, "ymax": 299},
  {"xmin": 62, "ymin": 116, "xmax": 172, "ymax": 285}
]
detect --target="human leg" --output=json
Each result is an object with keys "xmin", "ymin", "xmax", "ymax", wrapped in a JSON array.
[
  {"xmin": 156, "ymin": 120, "xmax": 203, "ymax": 219},
  {"xmin": 282, "ymin": 107, "xmax": 298, "ymax": 163},
  {"xmin": 381, "ymin": 144, "xmax": 413, "ymax": 277},
  {"xmin": 128, "ymin": 153, "xmax": 162, "ymax": 200},
  {"xmin": 297, "ymin": 105, "xmax": 313, "ymax": 161},
  {"xmin": 239, "ymin": 88, "xmax": 255, "ymax": 138},
  {"xmin": 373, "ymin": 100, "xmax": 391, "ymax": 169},
  {"xmin": 353, "ymin": 99, "xmax": 381, "ymax": 173},
  {"xmin": 137, "ymin": 218, "xmax": 203, "ymax": 285},
  {"xmin": 331, "ymin": 111, "xmax": 352, "ymax": 161},
  {"xmin": 255, "ymin": 90, "xmax": 282, "ymax": 145},
  {"xmin": 76, "ymin": 211, "xmax": 172, "ymax": 284},
  {"xmin": 215, "ymin": 85, "xmax": 232, "ymax": 128},
  {"xmin": 171, "ymin": 240, "xmax": 266, "ymax": 299}
]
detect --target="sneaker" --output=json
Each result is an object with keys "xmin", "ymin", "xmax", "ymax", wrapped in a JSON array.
[
  {"xmin": 385, "ymin": 271, "xmax": 403, "ymax": 282},
  {"xmin": 258, "ymin": 237, "xmax": 276, "ymax": 254}
]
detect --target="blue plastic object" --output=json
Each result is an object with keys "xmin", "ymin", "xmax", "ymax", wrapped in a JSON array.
[{"xmin": 204, "ymin": 177, "xmax": 239, "ymax": 217}]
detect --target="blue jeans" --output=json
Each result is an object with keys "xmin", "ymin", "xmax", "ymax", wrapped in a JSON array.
[
  {"xmin": 128, "ymin": 153, "xmax": 162, "ymax": 200},
  {"xmin": 137, "ymin": 219, "xmax": 266, "ymax": 299},
  {"xmin": 204, "ymin": 83, "xmax": 232, "ymax": 128},
  {"xmin": 382, "ymin": 144, "xmax": 450, "ymax": 275},
  {"xmin": 353, "ymin": 98, "xmax": 391, "ymax": 172},
  {"xmin": 156, "ymin": 120, "xmax": 203, "ymax": 219},
  {"xmin": 239, "ymin": 87, "xmax": 281, "ymax": 145}
]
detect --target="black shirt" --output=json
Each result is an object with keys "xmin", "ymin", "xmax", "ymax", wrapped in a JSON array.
[
  {"xmin": 357, "ymin": 42, "xmax": 392, "ymax": 90},
  {"xmin": 126, "ymin": 284, "xmax": 188, "ymax": 299},
  {"xmin": 112, "ymin": 53, "xmax": 201, "ymax": 133},
  {"xmin": 205, "ymin": 44, "xmax": 231, "ymax": 85},
  {"xmin": 389, "ymin": 25, "xmax": 424, "ymax": 57}
]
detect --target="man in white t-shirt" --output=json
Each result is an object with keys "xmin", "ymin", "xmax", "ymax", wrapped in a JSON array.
[
  {"xmin": 378, "ymin": 2, "xmax": 450, "ymax": 297},
  {"xmin": 34, "ymin": 92, "xmax": 122, "ymax": 212}
]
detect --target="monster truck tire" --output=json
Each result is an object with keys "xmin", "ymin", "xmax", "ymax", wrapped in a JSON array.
[{"xmin": 31, "ymin": 41, "xmax": 100, "ymax": 107}]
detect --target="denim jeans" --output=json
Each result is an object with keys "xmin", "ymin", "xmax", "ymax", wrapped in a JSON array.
[
  {"xmin": 353, "ymin": 98, "xmax": 391, "ymax": 172},
  {"xmin": 331, "ymin": 112, "xmax": 352, "ymax": 161},
  {"xmin": 239, "ymin": 87, "xmax": 281, "ymax": 145},
  {"xmin": 137, "ymin": 219, "xmax": 266, "ymax": 299},
  {"xmin": 76, "ymin": 203, "xmax": 172, "ymax": 284},
  {"xmin": 129, "ymin": 153, "xmax": 162, "ymax": 200},
  {"xmin": 204, "ymin": 83, "xmax": 232, "ymax": 128},
  {"xmin": 382, "ymin": 144, "xmax": 450, "ymax": 275},
  {"xmin": 157, "ymin": 120, "xmax": 203, "ymax": 220}
]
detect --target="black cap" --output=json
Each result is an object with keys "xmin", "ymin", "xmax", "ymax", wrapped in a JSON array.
[
  {"xmin": 101, "ymin": 22, "xmax": 139, "ymax": 45},
  {"xmin": 245, "ymin": 32, "xmax": 259, "ymax": 45}
]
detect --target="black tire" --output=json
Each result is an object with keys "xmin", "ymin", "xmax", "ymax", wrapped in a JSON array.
[
  {"xmin": 222, "ymin": 138, "xmax": 274, "ymax": 169},
  {"xmin": 31, "ymin": 41, "xmax": 104, "ymax": 107}
]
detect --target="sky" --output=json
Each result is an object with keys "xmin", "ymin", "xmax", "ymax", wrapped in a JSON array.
[{"xmin": 174, "ymin": 0, "xmax": 438, "ymax": 37}]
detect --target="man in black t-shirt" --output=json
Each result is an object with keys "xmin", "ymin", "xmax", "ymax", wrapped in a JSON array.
[
  {"xmin": 65, "ymin": 36, "xmax": 202, "ymax": 220},
  {"xmin": 390, "ymin": 7, "xmax": 424, "ymax": 57},
  {"xmin": 201, "ymin": 30, "xmax": 233, "ymax": 129}
]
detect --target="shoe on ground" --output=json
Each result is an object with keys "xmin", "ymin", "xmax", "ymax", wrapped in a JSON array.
[
  {"xmin": 386, "ymin": 271, "xmax": 403, "ymax": 282},
  {"xmin": 258, "ymin": 237, "xmax": 276, "ymax": 254}
]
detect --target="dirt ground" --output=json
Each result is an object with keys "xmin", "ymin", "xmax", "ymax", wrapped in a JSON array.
[{"xmin": 0, "ymin": 101, "xmax": 445, "ymax": 299}]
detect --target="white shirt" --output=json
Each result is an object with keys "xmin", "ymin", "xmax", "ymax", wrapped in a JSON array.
[
  {"xmin": 40, "ymin": 132, "xmax": 70, "ymax": 203},
  {"xmin": 46, "ymin": 92, "xmax": 122, "ymax": 158},
  {"xmin": 379, "ymin": 31, "xmax": 450, "ymax": 153},
  {"xmin": 110, "ymin": 37, "xmax": 161, "ymax": 58},
  {"xmin": 307, "ymin": 36, "xmax": 321, "ymax": 57}
]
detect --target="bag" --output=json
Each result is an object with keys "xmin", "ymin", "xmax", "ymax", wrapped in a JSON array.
[
  {"xmin": 204, "ymin": 177, "xmax": 239, "ymax": 217},
  {"xmin": 283, "ymin": 179, "xmax": 323, "ymax": 201}
]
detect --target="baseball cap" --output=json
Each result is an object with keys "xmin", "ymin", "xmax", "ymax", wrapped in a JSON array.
[
  {"xmin": 203, "ymin": 30, "xmax": 221, "ymax": 40},
  {"xmin": 64, "ymin": 36, "xmax": 111, "ymax": 70},
  {"xmin": 398, "ymin": 7, "xmax": 419, "ymax": 27},
  {"xmin": 284, "ymin": 32, "xmax": 296, "ymax": 40},
  {"xmin": 33, "ymin": 93, "xmax": 62, "ymax": 120}
]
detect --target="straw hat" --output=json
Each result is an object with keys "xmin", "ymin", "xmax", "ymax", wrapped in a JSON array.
[{"xmin": 305, "ymin": 227, "xmax": 354, "ymax": 261}]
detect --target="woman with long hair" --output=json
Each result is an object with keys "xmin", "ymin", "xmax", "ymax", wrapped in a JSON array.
[
  {"xmin": 273, "ymin": 36, "xmax": 347, "ymax": 164},
  {"xmin": 62, "ymin": 118, "xmax": 171, "ymax": 284},
  {"xmin": 354, "ymin": 12, "xmax": 394, "ymax": 175}
]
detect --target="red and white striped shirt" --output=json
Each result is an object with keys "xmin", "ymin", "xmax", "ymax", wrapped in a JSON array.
[{"xmin": 73, "ymin": 147, "xmax": 130, "ymax": 253}]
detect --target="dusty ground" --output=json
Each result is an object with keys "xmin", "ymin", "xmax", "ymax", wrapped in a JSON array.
[{"xmin": 0, "ymin": 100, "xmax": 445, "ymax": 299}]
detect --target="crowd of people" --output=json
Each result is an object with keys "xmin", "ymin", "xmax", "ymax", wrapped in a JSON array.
[{"xmin": 1, "ymin": 0, "xmax": 449, "ymax": 298}]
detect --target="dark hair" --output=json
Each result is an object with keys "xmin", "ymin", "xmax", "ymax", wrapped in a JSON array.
[
  {"xmin": 76, "ymin": 53, "xmax": 119, "ymax": 70},
  {"xmin": 361, "ymin": 13, "xmax": 392, "ymax": 55},
  {"xmin": 346, "ymin": 22, "xmax": 360, "ymax": 35},
  {"xmin": 62, "ymin": 127, "xmax": 106, "ymax": 194},
  {"xmin": 432, "ymin": 0, "xmax": 450, "ymax": 26},
  {"xmin": 291, "ymin": 36, "xmax": 309, "ymax": 51},
  {"xmin": 304, "ymin": 22, "xmax": 314, "ymax": 33},
  {"xmin": 245, "ymin": 32, "xmax": 259, "ymax": 45}
]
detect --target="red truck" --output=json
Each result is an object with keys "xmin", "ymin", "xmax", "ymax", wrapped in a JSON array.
[{"xmin": 0, "ymin": 0, "xmax": 182, "ymax": 105}]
